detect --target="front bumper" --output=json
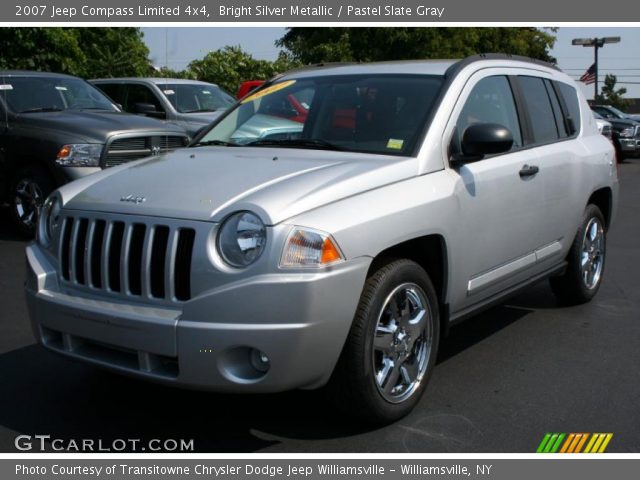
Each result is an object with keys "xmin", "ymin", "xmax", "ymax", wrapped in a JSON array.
[
  {"xmin": 619, "ymin": 137, "xmax": 640, "ymax": 153},
  {"xmin": 25, "ymin": 243, "xmax": 370, "ymax": 392}
]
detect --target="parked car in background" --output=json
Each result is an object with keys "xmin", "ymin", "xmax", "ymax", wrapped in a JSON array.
[
  {"xmin": 236, "ymin": 80, "xmax": 264, "ymax": 100},
  {"xmin": 593, "ymin": 111, "xmax": 613, "ymax": 139},
  {"xmin": 0, "ymin": 71, "xmax": 189, "ymax": 236},
  {"xmin": 26, "ymin": 55, "xmax": 618, "ymax": 423},
  {"xmin": 591, "ymin": 105, "xmax": 640, "ymax": 160},
  {"xmin": 92, "ymin": 78, "xmax": 235, "ymax": 137},
  {"xmin": 592, "ymin": 104, "xmax": 638, "ymax": 121}
]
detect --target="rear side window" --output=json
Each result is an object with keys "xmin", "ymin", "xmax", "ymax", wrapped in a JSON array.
[
  {"xmin": 556, "ymin": 82, "xmax": 582, "ymax": 135},
  {"xmin": 518, "ymin": 76, "xmax": 558, "ymax": 144},
  {"xmin": 544, "ymin": 80, "xmax": 568, "ymax": 138}
]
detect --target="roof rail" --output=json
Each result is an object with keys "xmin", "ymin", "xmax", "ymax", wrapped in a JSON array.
[{"xmin": 445, "ymin": 53, "xmax": 560, "ymax": 78}]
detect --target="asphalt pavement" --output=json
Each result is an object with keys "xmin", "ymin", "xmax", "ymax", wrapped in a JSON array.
[{"xmin": 1, "ymin": 161, "xmax": 638, "ymax": 453}]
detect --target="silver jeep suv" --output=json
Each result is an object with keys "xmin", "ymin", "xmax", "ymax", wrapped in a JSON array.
[{"xmin": 25, "ymin": 55, "xmax": 618, "ymax": 423}]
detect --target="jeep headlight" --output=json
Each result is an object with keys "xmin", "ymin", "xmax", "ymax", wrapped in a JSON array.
[
  {"xmin": 280, "ymin": 227, "xmax": 344, "ymax": 268},
  {"xmin": 217, "ymin": 212, "xmax": 266, "ymax": 267},
  {"xmin": 38, "ymin": 194, "xmax": 62, "ymax": 246},
  {"xmin": 619, "ymin": 127, "xmax": 635, "ymax": 138},
  {"xmin": 55, "ymin": 144, "xmax": 103, "ymax": 167}
]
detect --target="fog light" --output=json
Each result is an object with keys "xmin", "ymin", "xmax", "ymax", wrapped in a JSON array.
[{"xmin": 250, "ymin": 349, "xmax": 270, "ymax": 373}]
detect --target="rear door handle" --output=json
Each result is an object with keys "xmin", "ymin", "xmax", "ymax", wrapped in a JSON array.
[{"xmin": 519, "ymin": 164, "xmax": 539, "ymax": 178}]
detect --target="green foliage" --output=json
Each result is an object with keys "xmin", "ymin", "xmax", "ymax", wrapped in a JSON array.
[
  {"xmin": 0, "ymin": 27, "xmax": 152, "ymax": 78},
  {"xmin": 596, "ymin": 75, "xmax": 630, "ymax": 110},
  {"xmin": 0, "ymin": 28, "xmax": 85, "ymax": 74},
  {"xmin": 277, "ymin": 27, "xmax": 557, "ymax": 64},
  {"xmin": 75, "ymin": 28, "xmax": 153, "ymax": 78},
  {"xmin": 186, "ymin": 46, "xmax": 300, "ymax": 93}
]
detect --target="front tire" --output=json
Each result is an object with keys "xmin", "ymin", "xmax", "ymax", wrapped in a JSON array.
[
  {"xmin": 9, "ymin": 165, "xmax": 54, "ymax": 238},
  {"xmin": 327, "ymin": 259, "xmax": 440, "ymax": 424},
  {"xmin": 550, "ymin": 204, "xmax": 606, "ymax": 304}
]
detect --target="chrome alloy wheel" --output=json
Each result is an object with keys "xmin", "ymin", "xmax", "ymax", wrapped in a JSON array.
[
  {"xmin": 14, "ymin": 178, "xmax": 44, "ymax": 229},
  {"xmin": 372, "ymin": 282, "xmax": 433, "ymax": 404},
  {"xmin": 581, "ymin": 217, "xmax": 605, "ymax": 290}
]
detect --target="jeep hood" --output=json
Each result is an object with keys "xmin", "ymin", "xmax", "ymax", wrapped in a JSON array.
[
  {"xmin": 16, "ymin": 110, "xmax": 185, "ymax": 142},
  {"xmin": 61, "ymin": 147, "xmax": 418, "ymax": 224}
]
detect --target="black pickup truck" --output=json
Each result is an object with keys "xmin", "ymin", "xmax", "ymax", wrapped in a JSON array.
[{"xmin": 0, "ymin": 71, "xmax": 189, "ymax": 236}]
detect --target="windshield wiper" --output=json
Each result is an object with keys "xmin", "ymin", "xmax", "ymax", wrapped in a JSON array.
[
  {"xmin": 72, "ymin": 107, "xmax": 113, "ymax": 111},
  {"xmin": 245, "ymin": 138, "xmax": 345, "ymax": 151},
  {"xmin": 182, "ymin": 108, "xmax": 220, "ymax": 113},
  {"xmin": 191, "ymin": 139, "xmax": 238, "ymax": 147},
  {"xmin": 19, "ymin": 107, "xmax": 63, "ymax": 113}
]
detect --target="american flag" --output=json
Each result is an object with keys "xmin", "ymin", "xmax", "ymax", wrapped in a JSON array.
[{"xmin": 580, "ymin": 63, "xmax": 596, "ymax": 85}]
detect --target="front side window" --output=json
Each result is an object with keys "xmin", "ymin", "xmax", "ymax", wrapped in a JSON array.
[
  {"xmin": 194, "ymin": 74, "xmax": 444, "ymax": 156},
  {"xmin": 456, "ymin": 75, "xmax": 523, "ymax": 150},
  {"xmin": 158, "ymin": 83, "xmax": 234, "ymax": 113},
  {"xmin": 95, "ymin": 83, "xmax": 125, "ymax": 106},
  {"xmin": 125, "ymin": 84, "xmax": 164, "ymax": 113},
  {"xmin": 1, "ymin": 76, "xmax": 117, "ymax": 113}
]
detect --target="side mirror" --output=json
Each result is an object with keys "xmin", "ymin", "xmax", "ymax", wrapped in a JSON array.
[
  {"xmin": 133, "ymin": 102, "xmax": 165, "ymax": 118},
  {"xmin": 453, "ymin": 123, "xmax": 514, "ymax": 163}
]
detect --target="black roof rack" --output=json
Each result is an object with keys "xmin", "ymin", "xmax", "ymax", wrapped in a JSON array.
[{"xmin": 445, "ymin": 53, "xmax": 560, "ymax": 78}]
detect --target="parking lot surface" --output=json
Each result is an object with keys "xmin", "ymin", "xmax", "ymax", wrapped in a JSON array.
[{"xmin": 1, "ymin": 161, "xmax": 638, "ymax": 453}]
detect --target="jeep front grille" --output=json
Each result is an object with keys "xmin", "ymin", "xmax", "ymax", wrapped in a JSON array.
[
  {"xmin": 59, "ymin": 216, "xmax": 195, "ymax": 302},
  {"xmin": 103, "ymin": 135, "xmax": 188, "ymax": 168}
]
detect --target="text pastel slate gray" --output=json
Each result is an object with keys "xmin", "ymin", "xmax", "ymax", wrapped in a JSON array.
[{"xmin": 4, "ymin": 0, "xmax": 640, "ymax": 22}]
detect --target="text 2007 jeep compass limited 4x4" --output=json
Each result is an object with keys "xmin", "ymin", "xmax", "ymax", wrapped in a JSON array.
[{"xmin": 25, "ymin": 55, "xmax": 618, "ymax": 423}]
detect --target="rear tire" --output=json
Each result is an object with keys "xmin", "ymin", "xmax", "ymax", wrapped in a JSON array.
[
  {"xmin": 326, "ymin": 259, "xmax": 440, "ymax": 424},
  {"xmin": 549, "ymin": 204, "xmax": 606, "ymax": 304},
  {"xmin": 9, "ymin": 165, "xmax": 54, "ymax": 238}
]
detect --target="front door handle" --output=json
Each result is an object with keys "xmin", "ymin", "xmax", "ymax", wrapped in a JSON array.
[{"xmin": 519, "ymin": 164, "xmax": 539, "ymax": 178}]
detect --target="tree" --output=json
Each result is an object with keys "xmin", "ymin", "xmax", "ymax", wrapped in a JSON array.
[
  {"xmin": 0, "ymin": 27, "xmax": 152, "ymax": 78},
  {"xmin": 596, "ymin": 74, "xmax": 630, "ymax": 110},
  {"xmin": 187, "ymin": 46, "xmax": 300, "ymax": 94},
  {"xmin": 277, "ymin": 28, "xmax": 556, "ymax": 64},
  {"xmin": 75, "ymin": 28, "xmax": 153, "ymax": 78},
  {"xmin": 0, "ymin": 28, "xmax": 85, "ymax": 74}
]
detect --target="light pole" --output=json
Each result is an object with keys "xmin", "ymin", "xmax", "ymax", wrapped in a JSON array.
[{"xmin": 572, "ymin": 37, "xmax": 621, "ymax": 101}]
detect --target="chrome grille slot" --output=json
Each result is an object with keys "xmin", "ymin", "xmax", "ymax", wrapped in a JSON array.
[
  {"xmin": 60, "ymin": 218, "xmax": 74, "ymax": 281},
  {"xmin": 90, "ymin": 220, "xmax": 106, "ymax": 288},
  {"xmin": 108, "ymin": 221, "xmax": 125, "ymax": 292},
  {"xmin": 150, "ymin": 226, "xmax": 170, "ymax": 299},
  {"xmin": 128, "ymin": 224, "xmax": 146, "ymax": 296},
  {"xmin": 59, "ymin": 215, "xmax": 196, "ymax": 303},
  {"xmin": 174, "ymin": 229, "xmax": 196, "ymax": 301},
  {"xmin": 159, "ymin": 136, "xmax": 187, "ymax": 150},
  {"xmin": 109, "ymin": 137, "xmax": 147, "ymax": 151},
  {"xmin": 74, "ymin": 219, "xmax": 89, "ymax": 285}
]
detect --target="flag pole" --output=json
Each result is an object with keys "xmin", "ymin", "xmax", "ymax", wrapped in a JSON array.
[{"xmin": 594, "ymin": 38, "xmax": 599, "ymax": 101}]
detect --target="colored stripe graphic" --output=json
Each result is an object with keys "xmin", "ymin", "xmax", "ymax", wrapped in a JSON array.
[
  {"xmin": 584, "ymin": 433, "xmax": 614, "ymax": 453},
  {"xmin": 537, "ymin": 433, "xmax": 613, "ymax": 453}
]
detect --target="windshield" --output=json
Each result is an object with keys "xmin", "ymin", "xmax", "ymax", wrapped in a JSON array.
[
  {"xmin": 158, "ymin": 83, "xmax": 235, "ymax": 113},
  {"xmin": 1, "ymin": 76, "xmax": 117, "ymax": 113},
  {"xmin": 194, "ymin": 74, "xmax": 444, "ymax": 156}
]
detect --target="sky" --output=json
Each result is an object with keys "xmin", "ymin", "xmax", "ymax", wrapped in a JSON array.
[{"xmin": 141, "ymin": 27, "xmax": 640, "ymax": 99}]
